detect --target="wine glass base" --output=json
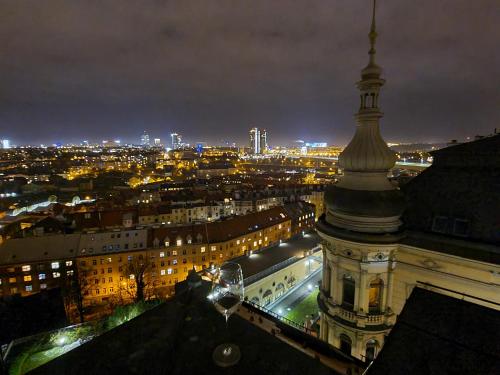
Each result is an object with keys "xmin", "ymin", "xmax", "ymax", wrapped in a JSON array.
[{"xmin": 213, "ymin": 343, "xmax": 241, "ymax": 367}]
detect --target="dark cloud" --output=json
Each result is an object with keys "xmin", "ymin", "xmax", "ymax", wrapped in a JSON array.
[{"xmin": 0, "ymin": 0, "xmax": 498, "ymax": 145}]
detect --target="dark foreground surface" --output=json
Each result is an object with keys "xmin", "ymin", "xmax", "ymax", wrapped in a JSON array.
[{"xmin": 31, "ymin": 281, "xmax": 337, "ymax": 375}]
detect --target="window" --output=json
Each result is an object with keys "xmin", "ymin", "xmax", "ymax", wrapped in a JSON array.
[
  {"xmin": 369, "ymin": 279, "xmax": 383, "ymax": 313},
  {"xmin": 211, "ymin": 246, "xmax": 216, "ymax": 251},
  {"xmin": 51, "ymin": 262, "xmax": 60, "ymax": 269},
  {"xmin": 65, "ymin": 261, "xmax": 73, "ymax": 267},
  {"xmin": 339, "ymin": 334, "xmax": 352, "ymax": 356},
  {"xmin": 40, "ymin": 283, "xmax": 47, "ymax": 289},
  {"xmin": 22, "ymin": 265, "xmax": 31, "ymax": 272},
  {"xmin": 128, "ymin": 255, "xmax": 133, "ymax": 261},
  {"xmin": 432, "ymin": 216, "xmax": 449, "ymax": 234},
  {"xmin": 200, "ymin": 247, "xmax": 206, "ymax": 253},
  {"xmin": 160, "ymin": 252, "xmax": 165, "ymax": 258},
  {"xmin": 108, "ymin": 267, "xmax": 112, "ymax": 273},
  {"xmin": 25, "ymin": 285, "xmax": 33, "ymax": 292},
  {"xmin": 172, "ymin": 250, "xmax": 178, "ymax": 256},
  {"xmin": 453, "ymin": 219, "xmax": 470, "ymax": 237},
  {"xmin": 23, "ymin": 275, "xmax": 32, "ymax": 282},
  {"xmin": 92, "ymin": 260, "xmax": 97, "ymax": 265},
  {"xmin": 67, "ymin": 270, "xmax": 74, "ymax": 276},
  {"xmin": 176, "ymin": 238, "xmax": 182, "ymax": 246},
  {"xmin": 342, "ymin": 275, "xmax": 355, "ymax": 308},
  {"xmin": 129, "ymin": 274, "xmax": 135, "ymax": 279},
  {"xmin": 160, "ymin": 269, "xmax": 166, "ymax": 276},
  {"xmin": 167, "ymin": 268, "xmax": 173, "ymax": 275},
  {"xmin": 53, "ymin": 272, "xmax": 61, "ymax": 278},
  {"xmin": 365, "ymin": 340, "xmax": 379, "ymax": 362},
  {"xmin": 10, "ymin": 287, "xmax": 18, "ymax": 294},
  {"xmin": 9, "ymin": 277, "xmax": 17, "ymax": 283},
  {"xmin": 173, "ymin": 259, "xmax": 178, "ymax": 265}
]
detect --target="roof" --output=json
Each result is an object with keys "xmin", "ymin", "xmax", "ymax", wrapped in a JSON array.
[
  {"xmin": 32, "ymin": 281, "xmax": 337, "ymax": 375},
  {"xmin": 149, "ymin": 206, "xmax": 290, "ymax": 245},
  {"xmin": 367, "ymin": 287, "xmax": 500, "ymax": 375},
  {"xmin": 236, "ymin": 231, "xmax": 321, "ymax": 279},
  {"xmin": 403, "ymin": 134, "xmax": 500, "ymax": 246}
]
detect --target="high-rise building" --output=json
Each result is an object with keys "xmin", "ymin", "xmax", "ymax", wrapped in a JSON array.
[
  {"xmin": 1, "ymin": 139, "xmax": 11, "ymax": 149},
  {"xmin": 154, "ymin": 138, "xmax": 161, "ymax": 146},
  {"xmin": 260, "ymin": 129, "xmax": 268, "ymax": 153},
  {"xmin": 249, "ymin": 127, "xmax": 268, "ymax": 154},
  {"xmin": 171, "ymin": 133, "xmax": 182, "ymax": 150},
  {"xmin": 140, "ymin": 131, "xmax": 150, "ymax": 147}
]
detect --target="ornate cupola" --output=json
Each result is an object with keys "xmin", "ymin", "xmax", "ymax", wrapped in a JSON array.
[{"xmin": 323, "ymin": 0, "xmax": 404, "ymax": 237}]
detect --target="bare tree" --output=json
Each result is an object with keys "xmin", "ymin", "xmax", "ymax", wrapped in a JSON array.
[
  {"xmin": 62, "ymin": 264, "xmax": 91, "ymax": 323},
  {"xmin": 121, "ymin": 253, "xmax": 153, "ymax": 302}
]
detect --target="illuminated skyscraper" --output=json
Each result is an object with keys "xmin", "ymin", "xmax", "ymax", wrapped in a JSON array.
[
  {"xmin": 140, "ymin": 131, "xmax": 150, "ymax": 147},
  {"xmin": 171, "ymin": 133, "xmax": 182, "ymax": 150},
  {"xmin": 249, "ymin": 127, "xmax": 268, "ymax": 154}
]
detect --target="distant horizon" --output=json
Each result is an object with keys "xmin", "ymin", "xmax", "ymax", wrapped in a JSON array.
[{"xmin": 1, "ymin": 0, "xmax": 498, "ymax": 147}]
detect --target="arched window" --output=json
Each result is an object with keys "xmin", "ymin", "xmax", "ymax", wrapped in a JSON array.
[
  {"xmin": 339, "ymin": 334, "xmax": 352, "ymax": 356},
  {"xmin": 342, "ymin": 275, "xmax": 355, "ymax": 309},
  {"xmin": 365, "ymin": 339, "xmax": 379, "ymax": 362},
  {"xmin": 369, "ymin": 279, "xmax": 383, "ymax": 313},
  {"xmin": 275, "ymin": 283, "xmax": 285, "ymax": 298},
  {"xmin": 250, "ymin": 296, "xmax": 260, "ymax": 305},
  {"xmin": 262, "ymin": 289, "xmax": 273, "ymax": 305}
]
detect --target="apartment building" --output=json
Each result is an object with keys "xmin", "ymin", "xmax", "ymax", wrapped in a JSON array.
[{"xmin": 0, "ymin": 207, "xmax": 292, "ymax": 305}]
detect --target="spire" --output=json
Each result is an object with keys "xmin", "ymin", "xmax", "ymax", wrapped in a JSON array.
[
  {"xmin": 322, "ymin": 0, "xmax": 404, "ymax": 235},
  {"xmin": 368, "ymin": 0, "xmax": 377, "ymax": 66}
]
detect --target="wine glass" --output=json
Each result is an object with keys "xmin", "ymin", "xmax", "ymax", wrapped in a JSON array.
[{"xmin": 210, "ymin": 262, "xmax": 244, "ymax": 367}]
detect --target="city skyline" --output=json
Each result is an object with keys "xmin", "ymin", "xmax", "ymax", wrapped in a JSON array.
[{"xmin": 1, "ymin": 0, "xmax": 498, "ymax": 145}]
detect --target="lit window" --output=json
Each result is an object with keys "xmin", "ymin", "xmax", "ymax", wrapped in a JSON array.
[
  {"xmin": 278, "ymin": 224, "xmax": 282, "ymax": 229},
  {"xmin": 40, "ymin": 283, "xmax": 47, "ymax": 289},
  {"xmin": 65, "ymin": 261, "xmax": 73, "ymax": 267},
  {"xmin": 164, "ymin": 241, "xmax": 170, "ymax": 247},
  {"xmin": 176, "ymin": 239, "xmax": 182, "ymax": 246},
  {"xmin": 9, "ymin": 277, "xmax": 16, "ymax": 283},
  {"xmin": 51, "ymin": 262, "xmax": 60, "ymax": 269},
  {"xmin": 22, "ymin": 265, "xmax": 31, "ymax": 272},
  {"xmin": 200, "ymin": 247, "xmax": 206, "ymax": 253},
  {"xmin": 24, "ymin": 275, "xmax": 32, "ymax": 282},
  {"xmin": 128, "ymin": 256, "xmax": 133, "ymax": 261},
  {"xmin": 173, "ymin": 259, "xmax": 178, "ymax": 265},
  {"xmin": 129, "ymin": 274, "xmax": 135, "ymax": 280},
  {"xmin": 25, "ymin": 285, "xmax": 33, "ymax": 292},
  {"xmin": 160, "ymin": 269, "xmax": 166, "ymax": 276},
  {"xmin": 253, "ymin": 241, "xmax": 257, "ymax": 247},
  {"xmin": 236, "ymin": 240, "xmax": 240, "ymax": 245},
  {"xmin": 67, "ymin": 270, "xmax": 74, "ymax": 276},
  {"xmin": 39, "ymin": 273, "xmax": 46, "ymax": 280},
  {"xmin": 167, "ymin": 268, "xmax": 173, "ymax": 275},
  {"xmin": 107, "ymin": 257, "xmax": 112, "ymax": 263},
  {"xmin": 172, "ymin": 250, "xmax": 178, "ymax": 256},
  {"xmin": 52, "ymin": 272, "xmax": 61, "ymax": 278},
  {"xmin": 160, "ymin": 252, "xmax": 165, "ymax": 258},
  {"xmin": 211, "ymin": 246, "xmax": 216, "ymax": 251}
]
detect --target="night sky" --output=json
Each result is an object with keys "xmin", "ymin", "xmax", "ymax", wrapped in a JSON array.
[{"xmin": 0, "ymin": 0, "xmax": 498, "ymax": 146}]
